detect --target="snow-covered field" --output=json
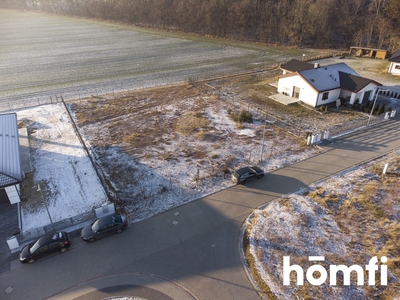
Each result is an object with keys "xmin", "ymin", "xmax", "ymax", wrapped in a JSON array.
[
  {"xmin": 14, "ymin": 54, "xmax": 400, "ymax": 240},
  {"xmin": 0, "ymin": 9, "xmax": 325, "ymax": 111},
  {"xmin": 17, "ymin": 105, "xmax": 108, "ymax": 235},
  {"xmin": 4, "ymin": 9, "xmax": 400, "ymax": 297},
  {"xmin": 15, "ymin": 96, "xmax": 320, "ymax": 235},
  {"xmin": 247, "ymin": 150, "xmax": 400, "ymax": 299},
  {"xmin": 16, "ymin": 88, "xmax": 399, "ymax": 298}
]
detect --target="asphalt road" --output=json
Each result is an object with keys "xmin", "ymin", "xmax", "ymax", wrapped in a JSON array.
[{"xmin": 1, "ymin": 116, "xmax": 400, "ymax": 300}]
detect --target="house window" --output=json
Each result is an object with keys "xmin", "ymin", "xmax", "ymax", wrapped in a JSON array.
[
  {"xmin": 395, "ymin": 65, "xmax": 400, "ymax": 70},
  {"xmin": 322, "ymin": 92, "xmax": 329, "ymax": 100}
]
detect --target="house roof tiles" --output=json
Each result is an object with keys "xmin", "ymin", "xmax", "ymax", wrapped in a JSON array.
[
  {"xmin": 297, "ymin": 62, "xmax": 361, "ymax": 92},
  {"xmin": 338, "ymin": 72, "xmax": 379, "ymax": 92},
  {"xmin": 280, "ymin": 59, "xmax": 314, "ymax": 72}
]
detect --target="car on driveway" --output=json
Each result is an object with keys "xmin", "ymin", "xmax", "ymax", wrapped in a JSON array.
[
  {"xmin": 19, "ymin": 231, "xmax": 71, "ymax": 264},
  {"xmin": 81, "ymin": 213, "xmax": 128, "ymax": 243},
  {"xmin": 231, "ymin": 166, "xmax": 264, "ymax": 184}
]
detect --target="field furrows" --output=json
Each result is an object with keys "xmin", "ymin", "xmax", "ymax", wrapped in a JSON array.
[{"xmin": 0, "ymin": 10, "xmax": 324, "ymax": 109}]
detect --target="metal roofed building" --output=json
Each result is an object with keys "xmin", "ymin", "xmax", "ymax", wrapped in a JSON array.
[{"xmin": 0, "ymin": 113, "xmax": 24, "ymax": 205}]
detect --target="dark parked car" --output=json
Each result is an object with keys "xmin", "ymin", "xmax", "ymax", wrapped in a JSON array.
[
  {"xmin": 19, "ymin": 231, "xmax": 71, "ymax": 264},
  {"xmin": 81, "ymin": 213, "xmax": 128, "ymax": 243},
  {"xmin": 231, "ymin": 166, "xmax": 264, "ymax": 184}
]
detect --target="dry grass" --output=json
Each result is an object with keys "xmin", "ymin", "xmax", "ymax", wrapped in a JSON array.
[
  {"xmin": 243, "ymin": 213, "xmax": 279, "ymax": 300},
  {"xmin": 195, "ymin": 130, "xmax": 205, "ymax": 140},
  {"xmin": 248, "ymin": 151, "xmax": 400, "ymax": 299},
  {"xmin": 175, "ymin": 113, "xmax": 209, "ymax": 136},
  {"xmin": 71, "ymin": 67, "xmax": 371, "ymax": 166},
  {"xmin": 71, "ymin": 77, "xmax": 316, "ymax": 203},
  {"xmin": 278, "ymin": 198, "xmax": 292, "ymax": 209},
  {"xmin": 70, "ymin": 67, "xmax": 399, "ymax": 298}
]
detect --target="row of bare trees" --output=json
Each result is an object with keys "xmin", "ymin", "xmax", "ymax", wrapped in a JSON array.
[{"xmin": 2, "ymin": 0, "xmax": 400, "ymax": 51}]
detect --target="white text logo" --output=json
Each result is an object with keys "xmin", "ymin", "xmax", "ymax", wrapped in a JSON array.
[{"xmin": 283, "ymin": 256, "xmax": 387, "ymax": 286}]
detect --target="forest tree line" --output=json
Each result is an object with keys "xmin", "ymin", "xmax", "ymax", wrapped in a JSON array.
[{"xmin": 2, "ymin": 0, "xmax": 400, "ymax": 51}]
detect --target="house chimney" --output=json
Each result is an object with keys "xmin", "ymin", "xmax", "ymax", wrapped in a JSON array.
[{"xmin": 314, "ymin": 63, "xmax": 319, "ymax": 68}]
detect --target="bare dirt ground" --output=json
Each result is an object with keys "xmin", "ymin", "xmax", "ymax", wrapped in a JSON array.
[{"xmin": 68, "ymin": 62, "xmax": 396, "ymax": 221}]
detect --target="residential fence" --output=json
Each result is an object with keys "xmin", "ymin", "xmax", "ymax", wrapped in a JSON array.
[
  {"xmin": 18, "ymin": 210, "xmax": 95, "ymax": 244},
  {"xmin": 328, "ymin": 117, "xmax": 379, "ymax": 137},
  {"xmin": 0, "ymin": 51, "xmax": 348, "ymax": 113},
  {"xmin": 235, "ymin": 100, "xmax": 303, "ymax": 137},
  {"xmin": 0, "ymin": 49, "xmax": 394, "ymax": 146},
  {"xmin": 234, "ymin": 98, "xmax": 390, "ymax": 143},
  {"xmin": 0, "ymin": 95, "xmax": 62, "ymax": 113},
  {"xmin": 60, "ymin": 97, "xmax": 114, "ymax": 203}
]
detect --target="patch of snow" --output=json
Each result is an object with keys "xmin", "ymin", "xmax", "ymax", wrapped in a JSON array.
[
  {"xmin": 17, "ymin": 104, "xmax": 108, "ymax": 233},
  {"xmin": 15, "ymin": 99, "xmax": 319, "ymax": 232},
  {"xmin": 248, "ymin": 149, "xmax": 400, "ymax": 299}
]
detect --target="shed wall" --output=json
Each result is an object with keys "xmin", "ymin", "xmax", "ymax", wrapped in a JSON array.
[{"xmin": 389, "ymin": 62, "xmax": 400, "ymax": 75}]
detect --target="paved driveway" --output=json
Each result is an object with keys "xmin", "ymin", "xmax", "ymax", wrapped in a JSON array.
[{"xmin": 1, "ymin": 118, "xmax": 400, "ymax": 300}]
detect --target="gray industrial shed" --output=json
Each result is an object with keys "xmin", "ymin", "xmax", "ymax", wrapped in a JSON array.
[{"xmin": 0, "ymin": 113, "xmax": 24, "ymax": 205}]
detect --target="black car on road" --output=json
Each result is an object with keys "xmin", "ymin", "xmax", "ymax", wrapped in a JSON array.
[
  {"xmin": 19, "ymin": 231, "xmax": 71, "ymax": 264},
  {"xmin": 81, "ymin": 213, "xmax": 128, "ymax": 243},
  {"xmin": 231, "ymin": 166, "xmax": 264, "ymax": 184}
]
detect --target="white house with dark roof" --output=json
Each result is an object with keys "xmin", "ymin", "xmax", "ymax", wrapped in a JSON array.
[
  {"xmin": 277, "ymin": 60, "xmax": 382, "ymax": 107},
  {"xmin": 388, "ymin": 50, "xmax": 400, "ymax": 76},
  {"xmin": 0, "ymin": 113, "xmax": 24, "ymax": 205}
]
